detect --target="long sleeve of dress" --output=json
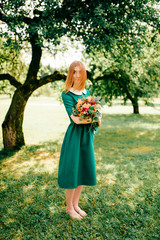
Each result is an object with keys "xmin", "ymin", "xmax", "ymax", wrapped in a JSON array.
[{"xmin": 62, "ymin": 91, "xmax": 74, "ymax": 118}]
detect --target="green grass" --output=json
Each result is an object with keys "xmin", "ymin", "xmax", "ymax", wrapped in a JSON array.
[{"xmin": 0, "ymin": 97, "xmax": 160, "ymax": 239}]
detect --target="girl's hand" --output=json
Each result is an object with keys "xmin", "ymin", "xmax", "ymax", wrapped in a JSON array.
[
  {"xmin": 71, "ymin": 114, "xmax": 102, "ymax": 126},
  {"xmin": 71, "ymin": 114, "xmax": 92, "ymax": 124}
]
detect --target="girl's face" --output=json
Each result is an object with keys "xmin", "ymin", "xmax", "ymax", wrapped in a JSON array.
[{"xmin": 72, "ymin": 66, "xmax": 82, "ymax": 87}]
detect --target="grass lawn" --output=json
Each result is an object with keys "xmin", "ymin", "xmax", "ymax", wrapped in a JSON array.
[{"xmin": 0, "ymin": 97, "xmax": 160, "ymax": 239}]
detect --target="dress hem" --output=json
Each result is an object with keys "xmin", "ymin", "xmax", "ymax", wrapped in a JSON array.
[{"xmin": 58, "ymin": 183, "xmax": 97, "ymax": 189}]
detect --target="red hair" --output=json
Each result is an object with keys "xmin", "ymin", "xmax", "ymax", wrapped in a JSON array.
[{"xmin": 64, "ymin": 61, "xmax": 87, "ymax": 93}]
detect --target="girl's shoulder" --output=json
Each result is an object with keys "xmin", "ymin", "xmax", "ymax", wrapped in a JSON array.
[
  {"xmin": 62, "ymin": 91, "xmax": 74, "ymax": 102},
  {"xmin": 62, "ymin": 89, "xmax": 90, "ymax": 99}
]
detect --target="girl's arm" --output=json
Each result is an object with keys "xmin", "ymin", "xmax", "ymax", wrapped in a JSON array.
[
  {"xmin": 71, "ymin": 114, "xmax": 101, "ymax": 125},
  {"xmin": 70, "ymin": 114, "xmax": 92, "ymax": 124}
]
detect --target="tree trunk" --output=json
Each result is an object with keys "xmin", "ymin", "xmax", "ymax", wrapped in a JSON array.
[
  {"xmin": 132, "ymin": 98, "xmax": 139, "ymax": 114},
  {"xmin": 1, "ymin": 31, "xmax": 42, "ymax": 150},
  {"xmin": 1, "ymin": 31, "xmax": 67, "ymax": 150},
  {"xmin": 133, "ymin": 104, "xmax": 139, "ymax": 114},
  {"xmin": 2, "ymin": 88, "xmax": 31, "ymax": 150}
]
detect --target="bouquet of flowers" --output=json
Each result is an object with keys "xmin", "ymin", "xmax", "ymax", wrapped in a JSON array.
[{"xmin": 73, "ymin": 96, "xmax": 102, "ymax": 131}]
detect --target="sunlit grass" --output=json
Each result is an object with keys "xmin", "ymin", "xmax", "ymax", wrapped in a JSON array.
[{"xmin": 0, "ymin": 97, "xmax": 160, "ymax": 239}]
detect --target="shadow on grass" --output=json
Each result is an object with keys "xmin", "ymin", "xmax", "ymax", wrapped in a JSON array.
[
  {"xmin": 0, "ymin": 168, "xmax": 67, "ymax": 239},
  {"xmin": 0, "ymin": 149, "xmax": 18, "ymax": 163},
  {"xmin": 0, "ymin": 139, "xmax": 67, "ymax": 239},
  {"xmin": 0, "ymin": 140, "xmax": 62, "ymax": 164},
  {"xmin": 25, "ymin": 140, "xmax": 62, "ymax": 153},
  {"xmin": 0, "ymin": 114, "xmax": 160, "ymax": 239},
  {"xmin": 1, "ymin": 166, "xmax": 159, "ymax": 239}
]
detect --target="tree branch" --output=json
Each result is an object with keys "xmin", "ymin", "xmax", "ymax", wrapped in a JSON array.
[
  {"xmin": 36, "ymin": 70, "xmax": 95, "ymax": 89},
  {"xmin": 87, "ymin": 70, "xmax": 94, "ymax": 81},
  {"xmin": 0, "ymin": 10, "xmax": 36, "ymax": 25},
  {"xmin": 94, "ymin": 75, "xmax": 108, "ymax": 81},
  {"xmin": 0, "ymin": 8, "xmax": 49, "ymax": 26},
  {"xmin": 0, "ymin": 74, "xmax": 22, "ymax": 88},
  {"xmin": 37, "ymin": 71, "xmax": 66, "ymax": 88},
  {"xmin": 25, "ymin": 31, "xmax": 42, "ymax": 83}
]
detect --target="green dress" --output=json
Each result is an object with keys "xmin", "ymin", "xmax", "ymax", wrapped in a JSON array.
[{"xmin": 58, "ymin": 89, "xmax": 97, "ymax": 189}]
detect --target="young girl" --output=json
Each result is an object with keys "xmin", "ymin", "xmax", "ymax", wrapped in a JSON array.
[{"xmin": 58, "ymin": 61, "xmax": 101, "ymax": 220}]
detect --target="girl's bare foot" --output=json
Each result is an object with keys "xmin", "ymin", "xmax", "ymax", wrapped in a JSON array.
[
  {"xmin": 66, "ymin": 209, "xmax": 83, "ymax": 220},
  {"xmin": 74, "ymin": 206, "xmax": 87, "ymax": 217}
]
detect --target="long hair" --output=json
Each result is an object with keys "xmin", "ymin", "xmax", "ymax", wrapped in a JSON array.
[{"xmin": 64, "ymin": 61, "xmax": 87, "ymax": 93}]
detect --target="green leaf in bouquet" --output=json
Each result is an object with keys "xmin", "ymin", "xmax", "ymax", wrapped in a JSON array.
[
  {"xmin": 89, "ymin": 109, "xmax": 94, "ymax": 114},
  {"xmin": 100, "ymin": 99, "xmax": 106, "ymax": 107},
  {"xmin": 96, "ymin": 111, "xmax": 102, "ymax": 117},
  {"xmin": 90, "ymin": 122, "xmax": 99, "ymax": 132},
  {"xmin": 89, "ymin": 105, "xmax": 95, "ymax": 110},
  {"xmin": 95, "ymin": 96, "xmax": 101, "ymax": 102},
  {"xmin": 93, "ymin": 116, "xmax": 99, "ymax": 122},
  {"xmin": 73, "ymin": 108, "xmax": 80, "ymax": 116}
]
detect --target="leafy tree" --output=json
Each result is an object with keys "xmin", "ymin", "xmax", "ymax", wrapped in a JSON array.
[
  {"xmin": 87, "ymin": 32, "xmax": 160, "ymax": 113},
  {"xmin": 0, "ymin": 0, "xmax": 159, "ymax": 149},
  {"xmin": 0, "ymin": 1, "xmax": 67, "ymax": 150},
  {"xmin": 0, "ymin": 37, "xmax": 27, "ymax": 97},
  {"xmin": 61, "ymin": 0, "xmax": 160, "ymax": 114},
  {"xmin": 65, "ymin": 0, "xmax": 160, "ymax": 52}
]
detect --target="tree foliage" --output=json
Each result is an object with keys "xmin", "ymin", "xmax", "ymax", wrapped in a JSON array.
[
  {"xmin": 88, "ymin": 31, "xmax": 160, "ymax": 113},
  {"xmin": 0, "ymin": 37, "xmax": 27, "ymax": 96},
  {"xmin": 1, "ymin": 1, "xmax": 159, "ymax": 51},
  {"xmin": 62, "ymin": 0, "xmax": 160, "ymax": 52}
]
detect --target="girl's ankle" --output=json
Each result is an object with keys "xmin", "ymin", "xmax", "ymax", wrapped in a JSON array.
[
  {"xmin": 73, "ymin": 203, "xmax": 78, "ymax": 208},
  {"xmin": 66, "ymin": 207, "xmax": 74, "ymax": 213}
]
